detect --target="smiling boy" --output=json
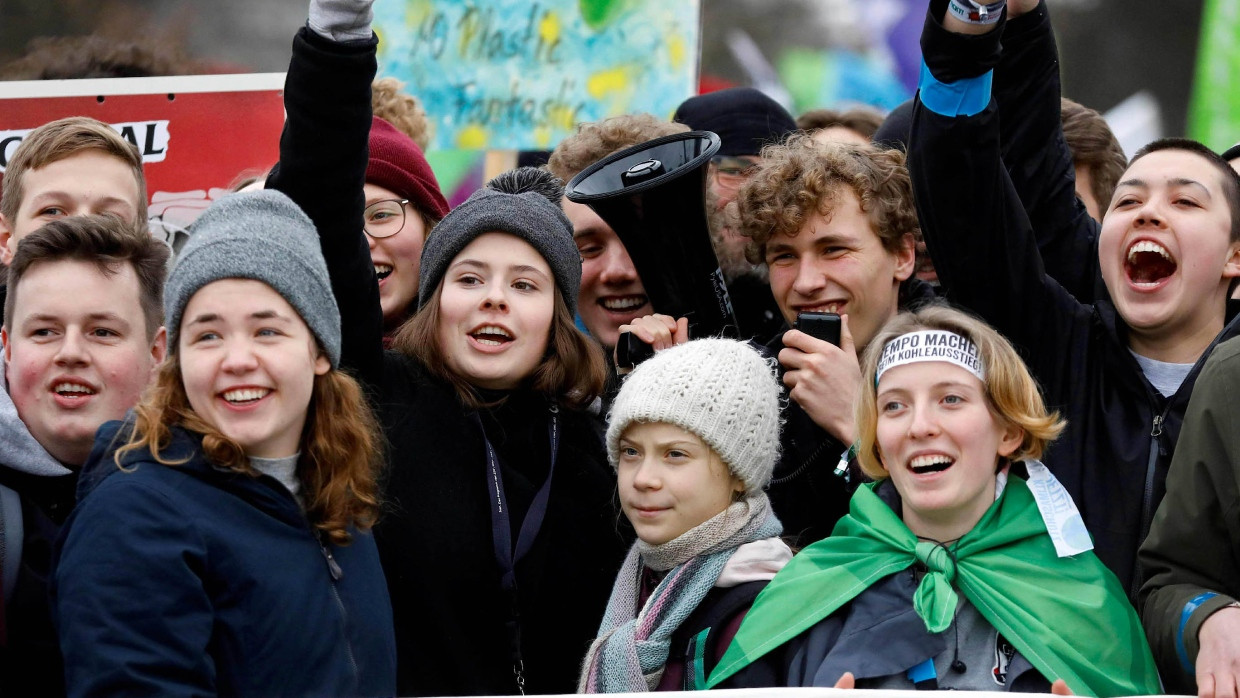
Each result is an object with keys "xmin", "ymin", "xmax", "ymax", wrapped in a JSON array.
[
  {"xmin": 0, "ymin": 215, "xmax": 167, "ymax": 694},
  {"xmin": 0, "ymin": 117, "xmax": 147, "ymax": 265},
  {"xmin": 908, "ymin": 0, "xmax": 1240, "ymax": 596},
  {"xmin": 546, "ymin": 114, "xmax": 689, "ymax": 352},
  {"xmin": 729, "ymin": 135, "xmax": 934, "ymax": 545}
]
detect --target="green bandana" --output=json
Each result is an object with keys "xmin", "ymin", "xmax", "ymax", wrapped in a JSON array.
[{"xmin": 708, "ymin": 478, "xmax": 1160, "ymax": 697}]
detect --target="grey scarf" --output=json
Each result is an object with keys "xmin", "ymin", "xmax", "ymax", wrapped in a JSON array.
[{"xmin": 578, "ymin": 494, "xmax": 781, "ymax": 693}]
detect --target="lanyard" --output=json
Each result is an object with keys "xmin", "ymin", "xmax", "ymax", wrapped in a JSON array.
[{"xmin": 474, "ymin": 402, "xmax": 559, "ymax": 695}]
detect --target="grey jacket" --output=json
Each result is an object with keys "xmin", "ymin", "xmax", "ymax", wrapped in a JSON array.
[{"xmin": 719, "ymin": 485, "xmax": 1051, "ymax": 692}]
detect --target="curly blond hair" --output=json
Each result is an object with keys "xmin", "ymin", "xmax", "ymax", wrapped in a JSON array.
[
  {"xmin": 855, "ymin": 305, "xmax": 1066, "ymax": 481},
  {"xmin": 733, "ymin": 134, "xmax": 920, "ymax": 264},
  {"xmin": 372, "ymin": 77, "xmax": 431, "ymax": 151},
  {"xmin": 546, "ymin": 113, "xmax": 689, "ymax": 184}
]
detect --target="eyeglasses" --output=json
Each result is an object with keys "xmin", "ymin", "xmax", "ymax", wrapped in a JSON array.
[
  {"xmin": 710, "ymin": 156, "xmax": 760, "ymax": 192},
  {"xmin": 363, "ymin": 198, "xmax": 411, "ymax": 238}
]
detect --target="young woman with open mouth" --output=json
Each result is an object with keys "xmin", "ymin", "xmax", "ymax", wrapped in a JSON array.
[
  {"xmin": 52, "ymin": 191, "xmax": 394, "ymax": 697},
  {"xmin": 362, "ymin": 116, "xmax": 450, "ymax": 342},
  {"xmin": 261, "ymin": 2, "xmax": 625, "ymax": 688},
  {"xmin": 707, "ymin": 305, "xmax": 1161, "ymax": 697},
  {"xmin": 308, "ymin": 163, "xmax": 627, "ymax": 695}
]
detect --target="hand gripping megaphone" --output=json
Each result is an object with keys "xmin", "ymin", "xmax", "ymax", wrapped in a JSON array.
[{"xmin": 564, "ymin": 131, "xmax": 739, "ymax": 354}]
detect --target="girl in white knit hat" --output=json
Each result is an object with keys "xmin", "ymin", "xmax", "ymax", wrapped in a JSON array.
[{"xmin": 579, "ymin": 338, "xmax": 792, "ymax": 692}]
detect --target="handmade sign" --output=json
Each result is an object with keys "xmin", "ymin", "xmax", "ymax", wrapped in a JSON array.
[
  {"xmin": 374, "ymin": 0, "xmax": 701, "ymax": 151},
  {"xmin": 0, "ymin": 73, "xmax": 285, "ymax": 251}
]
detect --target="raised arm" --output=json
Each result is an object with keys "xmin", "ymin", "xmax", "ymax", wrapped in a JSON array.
[
  {"xmin": 908, "ymin": 0, "xmax": 1091, "ymax": 388},
  {"xmin": 265, "ymin": 0, "xmax": 383, "ymax": 390},
  {"xmin": 920, "ymin": 0, "xmax": 1100, "ymax": 305},
  {"xmin": 995, "ymin": 0, "xmax": 1101, "ymax": 302}
]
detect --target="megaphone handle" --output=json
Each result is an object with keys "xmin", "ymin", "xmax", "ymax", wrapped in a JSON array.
[{"xmin": 615, "ymin": 331, "xmax": 657, "ymax": 370}]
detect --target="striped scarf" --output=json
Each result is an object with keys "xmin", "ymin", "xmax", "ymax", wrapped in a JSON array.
[{"xmin": 578, "ymin": 495, "xmax": 782, "ymax": 693}]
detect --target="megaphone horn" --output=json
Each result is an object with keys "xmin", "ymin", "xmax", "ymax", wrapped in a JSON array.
[{"xmin": 565, "ymin": 131, "xmax": 738, "ymax": 341}]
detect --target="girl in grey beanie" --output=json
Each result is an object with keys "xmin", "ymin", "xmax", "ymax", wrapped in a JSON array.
[
  {"xmin": 54, "ymin": 188, "xmax": 396, "ymax": 696},
  {"xmin": 580, "ymin": 338, "xmax": 792, "ymax": 692},
  {"xmin": 281, "ymin": 140, "xmax": 627, "ymax": 689}
]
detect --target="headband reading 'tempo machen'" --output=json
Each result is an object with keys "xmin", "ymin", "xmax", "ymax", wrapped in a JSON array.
[{"xmin": 876, "ymin": 330, "xmax": 985, "ymax": 384}]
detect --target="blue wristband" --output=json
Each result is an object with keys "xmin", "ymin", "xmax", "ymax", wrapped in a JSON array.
[{"xmin": 917, "ymin": 59, "xmax": 993, "ymax": 117}]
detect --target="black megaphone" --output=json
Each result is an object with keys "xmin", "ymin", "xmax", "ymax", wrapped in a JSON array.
[{"xmin": 564, "ymin": 131, "xmax": 738, "ymax": 355}]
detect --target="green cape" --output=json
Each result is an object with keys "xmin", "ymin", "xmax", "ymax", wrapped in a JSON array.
[{"xmin": 707, "ymin": 478, "xmax": 1160, "ymax": 697}]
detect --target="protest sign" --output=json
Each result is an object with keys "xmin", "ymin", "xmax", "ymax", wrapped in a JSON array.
[
  {"xmin": 374, "ymin": 0, "xmax": 701, "ymax": 151},
  {"xmin": 0, "ymin": 73, "xmax": 285, "ymax": 251}
]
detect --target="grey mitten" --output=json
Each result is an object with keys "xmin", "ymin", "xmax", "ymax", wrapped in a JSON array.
[{"xmin": 307, "ymin": 0, "xmax": 375, "ymax": 42}]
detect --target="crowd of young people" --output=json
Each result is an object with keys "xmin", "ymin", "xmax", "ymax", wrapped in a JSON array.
[{"xmin": 2, "ymin": 0, "xmax": 1240, "ymax": 696}]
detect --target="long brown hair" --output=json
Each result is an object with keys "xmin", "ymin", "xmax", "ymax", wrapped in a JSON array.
[
  {"xmin": 115, "ymin": 351, "xmax": 383, "ymax": 545},
  {"xmin": 392, "ymin": 277, "xmax": 607, "ymax": 411}
]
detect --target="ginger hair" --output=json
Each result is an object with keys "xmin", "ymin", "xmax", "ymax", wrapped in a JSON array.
[
  {"xmin": 115, "ymin": 351, "xmax": 383, "ymax": 545},
  {"xmin": 372, "ymin": 77, "xmax": 431, "ymax": 151}
]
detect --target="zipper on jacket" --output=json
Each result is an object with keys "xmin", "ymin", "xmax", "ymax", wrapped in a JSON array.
[
  {"xmin": 320, "ymin": 544, "xmax": 343, "ymax": 581},
  {"xmin": 771, "ymin": 437, "xmax": 833, "ymax": 486},
  {"xmin": 320, "ymin": 541, "xmax": 359, "ymax": 685},
  {"xmin": 1132, "ymin": 414, "xmax": 1164, "ymax": 599}
]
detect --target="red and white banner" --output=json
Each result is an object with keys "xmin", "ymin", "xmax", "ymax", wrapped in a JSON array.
[{"xmin": 0, "ymin": 73, "xmax": 286, "ymax": 251}]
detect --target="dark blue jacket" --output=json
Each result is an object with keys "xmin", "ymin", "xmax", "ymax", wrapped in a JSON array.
[{"xmin": 51, "ymin": 421, "xmax": 396, "ymax": 697}]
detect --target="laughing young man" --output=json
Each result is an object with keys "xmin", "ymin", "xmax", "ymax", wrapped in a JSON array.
[
  {"xmin": 0, "ymin": 215, "xmax": 167, "ymax": 694},
  {"xmin": 627, "ymin": 135, "xmax": 935, "ymax": 546},
  {"xmin": 545, "ymin": 114, "xmax": 689, "ymax": 354},
  {"xmin": 733, "ymin": 135, "xmax": 935, "ymax": 545},
  {"xmin": 908, "ymin": 0, "xmax": 1240, "ymax": 597}
]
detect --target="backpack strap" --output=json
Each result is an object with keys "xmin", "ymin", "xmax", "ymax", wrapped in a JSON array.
[{"xmin": 682, "ymin": 581, "xmax": 769, "ymax": 690}]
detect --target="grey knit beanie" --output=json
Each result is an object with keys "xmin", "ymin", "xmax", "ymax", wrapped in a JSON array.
[
  {"xmin": 165, "ymin": 189, "xmax": 341, "ymax": 367},
  {"xmin": 606, "ymin": 338, "xmax": 782, "ymax": 494},
  {"xmin": 418, "ymin": 167, "xmax": 581, "ymax": 315}
]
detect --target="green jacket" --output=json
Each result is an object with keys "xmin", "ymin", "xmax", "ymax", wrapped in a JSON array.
[{"xmin": 1140, "ymin": 335, "xmax": 1240, "ymax": 694}]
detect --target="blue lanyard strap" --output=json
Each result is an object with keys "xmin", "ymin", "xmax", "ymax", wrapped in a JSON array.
[{"xmin": 473, "ymin": 401, "xmax": 560, "ymax": 694}]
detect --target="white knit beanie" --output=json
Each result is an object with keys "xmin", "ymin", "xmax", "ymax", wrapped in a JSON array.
[{"xmin": 605, "ymin": 338, "xmax": 782, "ymax": 494}]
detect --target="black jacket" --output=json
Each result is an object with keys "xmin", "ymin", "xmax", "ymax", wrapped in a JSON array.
[
  {"xmin": 265, "ymin": 25, "xmax": 627, "ymax": 696},
  {"xmin": 0, "ymin": 468, "xmax": 75, "ymax": 698},
  {"xmin": 0, "ymin": 361, "xmax": 80, "ymax": 697},
  {"xmin": 990, "ymin": 0, "xmax": 1101, "ymax": 304},
  {"xmin": 908, "ymin": 0, "xmax": 1240, "ymax": 597},
  {"xmin": 370, "ymin": 357, "xmax": 628, "ymax": 696}
]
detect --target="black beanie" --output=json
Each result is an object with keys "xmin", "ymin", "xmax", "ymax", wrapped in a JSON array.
[
  {"xmin": 674, "ymin": 87, "xmax": 796, "ymax": 157},
  {"xmin": 872, "ymin": 98, "xmax": 916, "ymax": 152}
]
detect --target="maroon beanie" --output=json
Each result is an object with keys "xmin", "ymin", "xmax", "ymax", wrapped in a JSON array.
[{"xmin": 366, "ymin": 116, "xmax": 449, "ymax": 220}]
